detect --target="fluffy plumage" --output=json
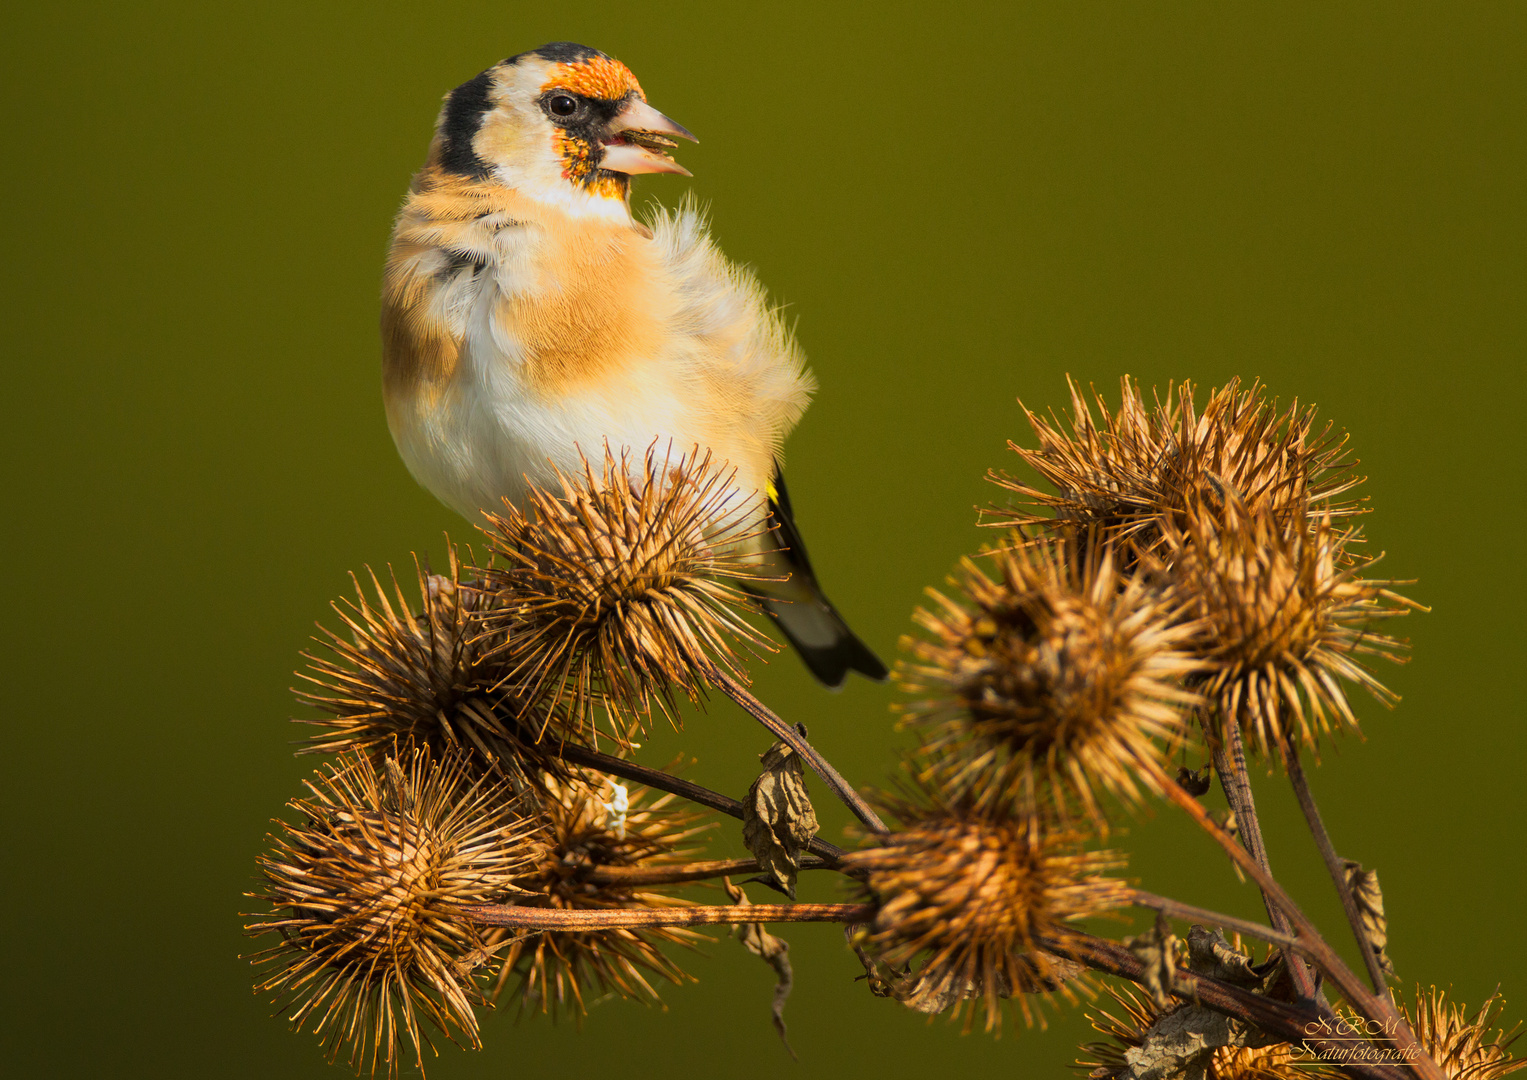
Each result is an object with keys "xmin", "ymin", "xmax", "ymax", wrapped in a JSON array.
[{"xmin": 381, "ymin": 43, "xmax": 885, "ymax": 685}]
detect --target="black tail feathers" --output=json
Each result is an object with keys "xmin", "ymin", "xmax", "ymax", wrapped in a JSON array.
[
  {"xmin": 757, "ymin": 594, "xmax": 888, "ymax": 689},
  {"xmin": 755, "ymin": 465, "xmax": 888, "ymax": 688}
]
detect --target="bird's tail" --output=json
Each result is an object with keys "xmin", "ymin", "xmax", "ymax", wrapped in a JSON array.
[{"xmin": 745, "ymin": 466, "xmax": 888, "ymax": 688}]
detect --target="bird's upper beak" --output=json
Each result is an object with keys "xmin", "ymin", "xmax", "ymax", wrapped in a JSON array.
[{"xmin": 600, "ymin": 98, "xmax": 698, "ymax": 177}]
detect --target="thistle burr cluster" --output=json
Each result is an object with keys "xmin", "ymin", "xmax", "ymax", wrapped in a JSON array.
[
  {"xmin": 250, "ymin": 447, "xmax": 774, "ymax": 1075},
  {"xmin": 862, "ymin": 375, "xmax": 1431, "ymax": 1040},
  {"xmin": 296, "ymin": 549, "xmax": 572, "ymax": 782},
  {"xmin": 1077, "ymin": 980, "xmax": 1343, "ymax": 1080},
  {"xmin": 989, "ymin": 376, "xmax": 1364, "ymax": 550},
  {"xmin": 297, "ymin": 447, "xmax": 769, "ymax": 772},
  {"xmin": 898, "ymin": 538, "xmax": 1200, "ymax": 823},
  {"xmin": 981, "ymin": 376, "xmax": 1419, "ymax": 765},
  {"xmin": 1164, "ymin": 495, "xmax": 1418, "ymax": 759},
  {"xmin": 247, "ymin": 381, "xmax": 1516, "ymax": 1080},
  {"xmin": 248, "ymin": 748, "xmax": 543, "ymax": 1075},
  {"xmin": 846, "ymin": 797, "xmax": 1129, "ymax": 1031},
  {"xmin": 1402, "ymin": 986, "xmax": 1526, "ymax": 1080},
  {"xmin": 486, "ymin": 772, "xmax": 712, "ymax": 1017},
  {"xmin": 1079, "ymin": 982, "xmax": 1526, "ymax": 1080},
  {"xmin": 477, "ymin": 446, "xmax": 772, "ymax": 739}
]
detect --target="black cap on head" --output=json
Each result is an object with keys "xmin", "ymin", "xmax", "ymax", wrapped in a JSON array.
[{"xmin": 522, "ymin": 41, "xmax": 603, "ymax": 64}]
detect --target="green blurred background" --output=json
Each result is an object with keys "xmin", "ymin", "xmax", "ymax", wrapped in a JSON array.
[{"xmin": 4, "ymin": 2, "xmax": 1523, "ymax": 1077}]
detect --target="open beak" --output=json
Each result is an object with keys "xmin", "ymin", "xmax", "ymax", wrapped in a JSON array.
[{"xmin": 600, "ymin": 98, "xmax": 698, "ymax": 177}]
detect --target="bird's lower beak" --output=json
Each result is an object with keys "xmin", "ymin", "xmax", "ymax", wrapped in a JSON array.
[{"xmin": 600, "ymin": 98, "xmax": 698, "ymax": 177}]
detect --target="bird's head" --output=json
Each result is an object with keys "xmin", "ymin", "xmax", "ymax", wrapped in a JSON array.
[{"xmin": 429, "ymin": 42, "xmax": 696, "ymax": 218}]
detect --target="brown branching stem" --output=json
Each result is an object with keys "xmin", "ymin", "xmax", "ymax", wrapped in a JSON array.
[
  {"xmin": 462, "ymin": 886, "xmax": 1401, "ymax": 1080},
  {"xmin": 585, "ymin": 855, "xmax": 834, "ymax": 888},
  {"xmin": 1130, "ymin": 889, "xmax": 1301, "ymax": 952},
  {"xmin": 463, "ymin": 900, "xmax": 875, "ymax": 930},
  {"xmin": 545, "ymin": 712, "xmax": 1416, "ymax": 1074},
  {"xmin": 1213, "ymin": 722, "xmax": 1319, "ymax": 1000},
  {"xmin": 1054, "ymin": 931, "xmax": 1412, "ymax": 1080},
  {"xmin": 555, "ymin": 740, "xmax": 849, "ymax": 864},
  {"xmin": 1151, "ymin": 767, "xmax": 1445, "ymax": 1080},
  {"xmin": 1284, "ymin": 740, "xmax": 1391, "ymax": 993},
  {"xmin": 704, "ymin": 663, "xmax": 890, "ymax": 834},
  {"xmin": 1212, "ymin": 724, "xmax": 1276, "ymax": 900}
]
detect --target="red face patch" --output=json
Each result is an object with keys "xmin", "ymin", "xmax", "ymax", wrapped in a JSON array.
[{"xmin": 542, "ymin": 56, "xmax": 644, "ymax": 102}]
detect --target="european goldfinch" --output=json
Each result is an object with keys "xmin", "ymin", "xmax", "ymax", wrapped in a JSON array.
[{"xmin": 382, "ymin": 42, "xmax": 886, "ymax": 687}]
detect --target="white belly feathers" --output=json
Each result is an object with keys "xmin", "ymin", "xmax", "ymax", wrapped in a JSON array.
[{"xmin": 387, "ymin": 202, "xmax": 812, "ymax": 526}]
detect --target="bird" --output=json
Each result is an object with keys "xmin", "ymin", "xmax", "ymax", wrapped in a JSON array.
[{"xmin": 381, "ymin": 41, "xmax": 886, "ymax": 687}]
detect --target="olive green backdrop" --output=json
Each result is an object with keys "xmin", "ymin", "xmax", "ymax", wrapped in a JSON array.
[{"xmin": 4, "ymin": 3, "xmax": 1523, "ymax": 1078}]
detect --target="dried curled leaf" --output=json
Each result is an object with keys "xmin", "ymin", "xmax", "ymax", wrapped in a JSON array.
[
  {"xmin": 1123, "ymin": 1004, "xmax": 1255, "ymax": 1080},
  {"xmin": 724, "ymin": 878, "xmax": 796, "ymax": 1057},
  {"xmin": 1343, "ymin": 860, "xmax": 1395, "ymax": 977},
  {"xmin": 1079, "ymin": 980, "xmax": 1337, "ymax": 1080},
  {"xmin": 741, "ymin": 731, "xmax": 819, "ymax": 898},
  {"xmin": 1186, "ymin": 927, "xmax": 1259, "ymax": 989},
  {"xmin": 1090, "ymin": 937, "xmax": 1277, "ymax": 1080},
  {"xmin": 1126, "ymin": 915, "xmax": 1180, "ymax": 1007}
]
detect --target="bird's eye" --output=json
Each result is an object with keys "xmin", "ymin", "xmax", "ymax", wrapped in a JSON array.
[{"xmin": 547, "ymin": 93, "xmax": 579, "ymax": 118}]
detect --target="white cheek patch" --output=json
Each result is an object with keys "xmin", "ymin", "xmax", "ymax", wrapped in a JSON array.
[{"xmin": 496, "ymin": 163, "xmax": 633, "ymax": 223}]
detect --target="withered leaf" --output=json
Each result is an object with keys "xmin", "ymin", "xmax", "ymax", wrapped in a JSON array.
[
  {"xmin": 741, "ymin": 730, "xmax": 819, "ymax": 899},
  {"xmin": 1123, "ymin": 1002, "xmax": 1254, "ymax": 1080},
  {"xmin": 1015, "ymin": 951, "xmax": 1089, "ymax": 993},
  {"xmin": 1186, "ymin": 926, "xmax": 1259, "ymax": 988},
  {"xmin": 1126, "ymin": 915, "xmax": 1180, "ymax": 1007},
  {"xmin": 1343, "ymin": 860, "xmax": 1395, "ymax": 977},
  {"xmin": 724, "ymin": 877, "xmax": 796, "ymax": 1058}
]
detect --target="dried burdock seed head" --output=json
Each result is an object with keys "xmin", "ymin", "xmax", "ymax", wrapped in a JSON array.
[
  {"xmin": 898, "ymin": 534, "xmax": 1201, "ymax": 824},
  {"xmin": 1166, "ymin": 493, "xmax": 1420, "ymax": 762},
  {"xmin": 297, "ymin": 547, "xmax": 575, "ymax": 784},
  {"xmin": 247, "ymin": 747, "xmax": 543, "ymax": 1077},
  {"xmin": 478, "ymin": 445, "xmax": 773, "ymax": 740},
  {"xmin": 1399, "ymin": 986, "xmax": 1526, "ymax": 1080},
  {"xmin": 845, "ymin": 798, "xmax": 1129, "ymax": 1034},
  {"xmin": 988, "ymin": 376, "xmax": 1363, "ymax": 558},
  {"xmin": 488, "ymin": 769, "xmax": 713, "ymax": 1018},
  {"xmin": 1076, "ymin": 981, "xmax": 1340, "ymax": 1080}
]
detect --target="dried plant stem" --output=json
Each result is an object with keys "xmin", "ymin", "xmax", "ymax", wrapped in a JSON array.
[
  {"xmin": 1055, "ymin": 930, "xmax": 1412, "ymax": 1080},
  {"xmin": 1284, "ymin": 741, "xmax": 1390, "ymax": 993},
  {"xmin": 704, "ymin": 663, "xmax": 889, "ymax": 834},
  {"xmin": 1213, "ymin": 725, "xmax": 1277, "ymax": 895},
  {"xmin": 1129, "ymin": 889, "xmax": 1301, "ymax": 952},
  {"xmin": 1213, "ymin": 723, "xmax": 1319, "ymax": 1000},
  {"xmin": 585, "ymin": 855, "xmax": 835, "ymax": 888},
  {"xmin": 463, "ymin": 901, "xmax": 874, "ymax": 931},
  {"xmin": 1152, "ymin": 768, "xmax": 1445, "ymax": 1080},
  {"xmin": 556, "ymin": 740, "xmax": 848, "ymax": 863}
]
